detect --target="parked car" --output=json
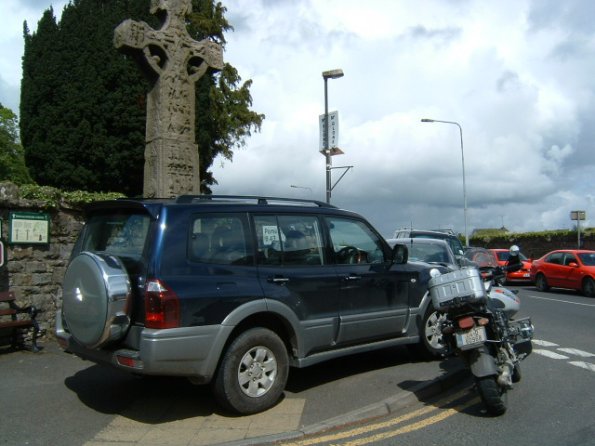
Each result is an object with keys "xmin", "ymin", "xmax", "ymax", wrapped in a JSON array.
[
  {"xmin": 387, "ymin": 237, "xmax": 459, "ymax": 271},
  {"xmin": 530, "ymin": 249, "xmax": 595, "ymax": 297},
  {"xmin": 56, "ymin": 195, "xmax": 448, "ymax": 415},
  {"xmin": 387, "ymin": 238, "xmax": 459, "ymax": 357},
  {"xmin": 489, "ymin": 248, "xmax": 533, "ymax": 284},
  {"xmin": 392, "ymin": 228, "xmax": 465, "ymax": 258}
]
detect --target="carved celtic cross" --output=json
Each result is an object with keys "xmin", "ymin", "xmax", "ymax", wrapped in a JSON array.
[{"xmin": 114, "ymin": 0, "xmax": 224, "ymax": 197}]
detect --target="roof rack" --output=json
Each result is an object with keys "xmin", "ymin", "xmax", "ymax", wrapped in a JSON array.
[{"xmin": 175, "ymin": 195, "xmax": 336, "ymax": 208}]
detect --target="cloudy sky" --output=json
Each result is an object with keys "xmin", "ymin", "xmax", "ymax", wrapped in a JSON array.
[{"xmin": 2, "ymin": 0, "xmax": 595, "ymax": 239}]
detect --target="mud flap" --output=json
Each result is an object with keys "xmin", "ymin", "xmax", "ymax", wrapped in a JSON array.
[{"xmin": 468, "ymin": 345, "xmax": 499, "ymax": 378}]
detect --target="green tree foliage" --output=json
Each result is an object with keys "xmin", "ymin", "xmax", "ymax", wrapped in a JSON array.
[
  {"xmin": 21, "ymin": 0, "xmax": 263, "ymax": 195},
  {"xmin": 0, "ymin": 103, "xmax": 33, "ymax": 185}
]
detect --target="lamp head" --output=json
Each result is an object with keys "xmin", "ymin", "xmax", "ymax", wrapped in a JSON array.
[
  {"xmin": 421, "ymin": 118, "xmax": 435, "ymax": 123},
  {"xmin": 322, "ymin": 69, "xmax": 344, "ymax": 80}
]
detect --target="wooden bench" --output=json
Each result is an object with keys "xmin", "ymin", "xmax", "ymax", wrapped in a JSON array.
[{"xmin": 0, "ymin": 291, "xmax": 40, "ymax": 352}]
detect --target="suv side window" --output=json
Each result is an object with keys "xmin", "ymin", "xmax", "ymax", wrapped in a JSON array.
[
  {"xmin": 253, "ymin": 215, "xmax": 325, "ymax": 266},
  {"xmin": 188, "ymin": 214, "xmax": 250, "ymax": 265},
  {"xmin": 325, "ymin": 217, "xmax": 386, "ymax": 264}
]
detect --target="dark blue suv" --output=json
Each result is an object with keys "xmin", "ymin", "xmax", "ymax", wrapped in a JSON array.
[{"xmin": 57, "ymin": 195, "xmax": 442, "ymax": 414}]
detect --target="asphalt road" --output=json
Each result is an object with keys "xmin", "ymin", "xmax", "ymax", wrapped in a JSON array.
[
  {"xmin": 275, "ymin": 286, "xmax": 595, "ymax": 446},
  {"xmin": 0, "ymin": 329, "xmax": 463, "ymax": 446}
]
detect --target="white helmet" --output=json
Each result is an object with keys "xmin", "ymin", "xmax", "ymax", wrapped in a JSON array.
[{"xmin": 509, "ymin": 245, "xmax": 520, "ymax": 256}]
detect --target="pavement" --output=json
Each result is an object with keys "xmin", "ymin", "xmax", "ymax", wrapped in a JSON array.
[{"xmin": 0, "ymin": 339, "xmax": 468, "ymax": 446}]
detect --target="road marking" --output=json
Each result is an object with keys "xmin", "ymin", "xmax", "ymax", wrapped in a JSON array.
[
  {"xmin": 282, "ymin": 389, "xmax": 474, "ymax": 446},
  {"xmin": 533, "ymin": 340, "xmax": 595, "ymax": 376},
  {"xmin": 525, "ymin": 294, "xmax": 595, "ymax": 307},
  {"xmin": 569, "ymin": 361, "xmax": 595, "ymax": 372},
  {"xmin": 533, "ymin": 349, "xmax": 569, "ymax": 360},
  {"xmin": 558, "ymin": 348, "xmax": 595, "ymax": 358},
  {"xmin": 341, "ymin": 400, "xmax": 477, "ymax": 446},
  {"xmin": 533, "ymin": 339, "xmax": 559, "ymax": 347}
]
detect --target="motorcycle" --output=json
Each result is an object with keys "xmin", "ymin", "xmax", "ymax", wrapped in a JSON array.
[{"xmin": 428, "ymin": 248, "xmax": 534, "ymax": 415}]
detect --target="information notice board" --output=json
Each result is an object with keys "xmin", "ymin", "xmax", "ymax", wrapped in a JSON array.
[{"xmin": 9, "ymin": 212, "xmax": 50, "ymax": 244}]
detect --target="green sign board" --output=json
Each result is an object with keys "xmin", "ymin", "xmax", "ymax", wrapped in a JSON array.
[{"xmin": 9, "ymin": 212, "xmax": 50, "ymax": 244}]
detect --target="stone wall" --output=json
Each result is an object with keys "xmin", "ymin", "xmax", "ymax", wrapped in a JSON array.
[{"xmin": 0, "ymin": 182, "xmax": 84, "ymax": 338}]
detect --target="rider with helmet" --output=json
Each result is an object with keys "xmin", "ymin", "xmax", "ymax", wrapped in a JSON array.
[{"xmin": 507, "ymin": 245, "xmax": 522, "ymax": 269}]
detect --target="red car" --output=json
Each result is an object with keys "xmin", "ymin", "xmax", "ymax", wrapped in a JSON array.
[
  {"xmin": 490, "ymin": 249, "xmax": 533, "ymax": 284},
  {"xmin": 530, "ymin": 249, "xmax": 595, "ymax": 297}
]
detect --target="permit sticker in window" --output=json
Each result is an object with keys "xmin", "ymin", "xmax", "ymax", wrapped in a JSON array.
[{"xmin": 263, "ymin": 226, "xmax": 280, "ymax": 245}]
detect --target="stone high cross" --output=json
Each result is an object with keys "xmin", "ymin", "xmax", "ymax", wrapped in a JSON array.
[{"xmin": 114, "ymin": 0, "xmax": 224, "ymax": 197}]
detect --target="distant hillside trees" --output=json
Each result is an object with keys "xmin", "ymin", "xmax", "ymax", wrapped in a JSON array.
[{"xmin": 20, "ymin": 0, "xmax": 263, "ymax": 196}]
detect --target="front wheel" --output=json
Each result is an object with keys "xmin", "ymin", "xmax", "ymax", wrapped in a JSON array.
[
  {"xmin": 409, "ymin": 307, "xmax": 448, "ymax": 360},
  {"xmin": 476, "ymin": 377, "xmax": 508, "ymax": 416},
  {"xmin": 213, "ymin": 328, "xmax": 289, "ymax": 414},
  {"xmin": 421, "ymin": 309, "xmax": 448, "ymax": 358}
]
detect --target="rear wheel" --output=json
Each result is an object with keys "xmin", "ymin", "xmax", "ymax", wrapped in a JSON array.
[
  {"xmin": 213, "ymin": 328, "xmax": 289, "ymax": 414},
  {"xmin": 582, "ymin": 277, "xmax": 595, "ymax": 297},
  {"xmin": 535, "ymin": 273, "xmax": 550, "ymax": 292},
  {"xmin": 476, "ymin": 376, "xmax": 508, "ymax": 416}
]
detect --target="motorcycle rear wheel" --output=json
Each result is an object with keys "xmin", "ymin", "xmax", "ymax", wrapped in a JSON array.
[{"xmin": 476, "ymin": 377, "xmax": 507, "ymax": 416}]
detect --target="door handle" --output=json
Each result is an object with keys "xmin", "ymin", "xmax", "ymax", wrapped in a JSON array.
[
  {"xmin": 345, "ymin": 274, "xmax": 361, "ymax": 281},
  {"xmin": 268, "ymin": 276, "xmax": 290, "ymax": 284}
]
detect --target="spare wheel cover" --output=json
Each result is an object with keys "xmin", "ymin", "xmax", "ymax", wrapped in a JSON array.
[{"xmin": 62, "ymin": 252, "xmax": 131, "ymax": 348}]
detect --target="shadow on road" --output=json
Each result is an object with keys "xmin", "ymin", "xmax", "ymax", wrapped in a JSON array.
[{"xmin": 64, "ymin": 363, "xmax": 225, "ymax": 422}]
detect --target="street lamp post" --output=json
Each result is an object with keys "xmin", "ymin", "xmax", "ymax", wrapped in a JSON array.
[
  {"xmin": 323, "ymin": 69, "xmax": 344, "ymax": 204},
  {"xmin": 421, "ymin": 118, "xmax": 469, "ymax": 247}
]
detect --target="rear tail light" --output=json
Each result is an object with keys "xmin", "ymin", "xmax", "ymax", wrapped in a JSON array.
[
  {"xmin": 457, "ymin": 316, "xmax": 475, "ymax": 329},
  {"xmin": 145, "ymin": 279, "xmax": 180, "ymax": 329}
]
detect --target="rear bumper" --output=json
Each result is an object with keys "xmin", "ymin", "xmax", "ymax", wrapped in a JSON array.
[{"xmin": 55, "ymin": 314, "xmax": 233, "ymax": 383}]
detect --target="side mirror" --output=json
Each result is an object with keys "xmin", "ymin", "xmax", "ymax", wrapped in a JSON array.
[
  {"xmin": 568, "ymin": 262, "xmax": 579, "ymax": 268},
  {"xmin": 392, "ymin": 244, "xmax": 408, "ymax": 264}
]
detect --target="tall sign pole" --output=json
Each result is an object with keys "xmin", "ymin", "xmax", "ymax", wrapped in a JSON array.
[{"xmin": 322, "ymin": 69, "xmax": 344, "ymax": 203}]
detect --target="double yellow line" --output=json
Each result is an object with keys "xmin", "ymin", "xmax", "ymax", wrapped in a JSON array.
[{"xmin": 282, "ymin": 388, "xmax": 477, "ymax": 446}]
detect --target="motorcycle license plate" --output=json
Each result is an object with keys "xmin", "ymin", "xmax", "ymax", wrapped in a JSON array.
[{"xmin": 455, "ymin": 326, "xmax": 487, "ymax": 350}]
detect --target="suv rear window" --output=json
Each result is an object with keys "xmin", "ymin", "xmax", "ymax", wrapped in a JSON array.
[{"xmin": 79, "ymin": 213, "xmax": 151, "ymax": 259}]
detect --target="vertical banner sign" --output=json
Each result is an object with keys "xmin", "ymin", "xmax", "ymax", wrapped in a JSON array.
[
  {"xmin": 570, "ymin": 210, "xmax": 586, "ymax": 249},
  {"xmin": 9, "ymin": 212, "xmax": 50, "ymax": 244},
  {"xmin": 319, "ymin": 111, "xmax": 339, "ymax": 152}
]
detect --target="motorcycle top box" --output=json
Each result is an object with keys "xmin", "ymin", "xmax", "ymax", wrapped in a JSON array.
[{"xmin": 429, "ymin": 268, "xmax": 487, "ymax": 311}]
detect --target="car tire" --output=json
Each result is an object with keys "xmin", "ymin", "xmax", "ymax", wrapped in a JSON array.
[
  {"xmin": 213, "ymin": 327, "xmax": 289, "ymax": 415},
  {"xmin": 62, "ymin": 252, "xmax": 131, "ymax": 348},
  {"xmin": 535, "ymin": 273, "xmax": 550, "ymax": 292},
  {"xmin": 409, "ymin": 307, "xmax": 448, "ymax": 360},
  {"xmin": 582, "ymin": 277, "xmax": 595, "ymax": 297}
]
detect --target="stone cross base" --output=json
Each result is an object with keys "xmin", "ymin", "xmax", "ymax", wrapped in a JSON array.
[{"xmin": 144, "ymin": 138, "xmax": 201, "ymax": 197}]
